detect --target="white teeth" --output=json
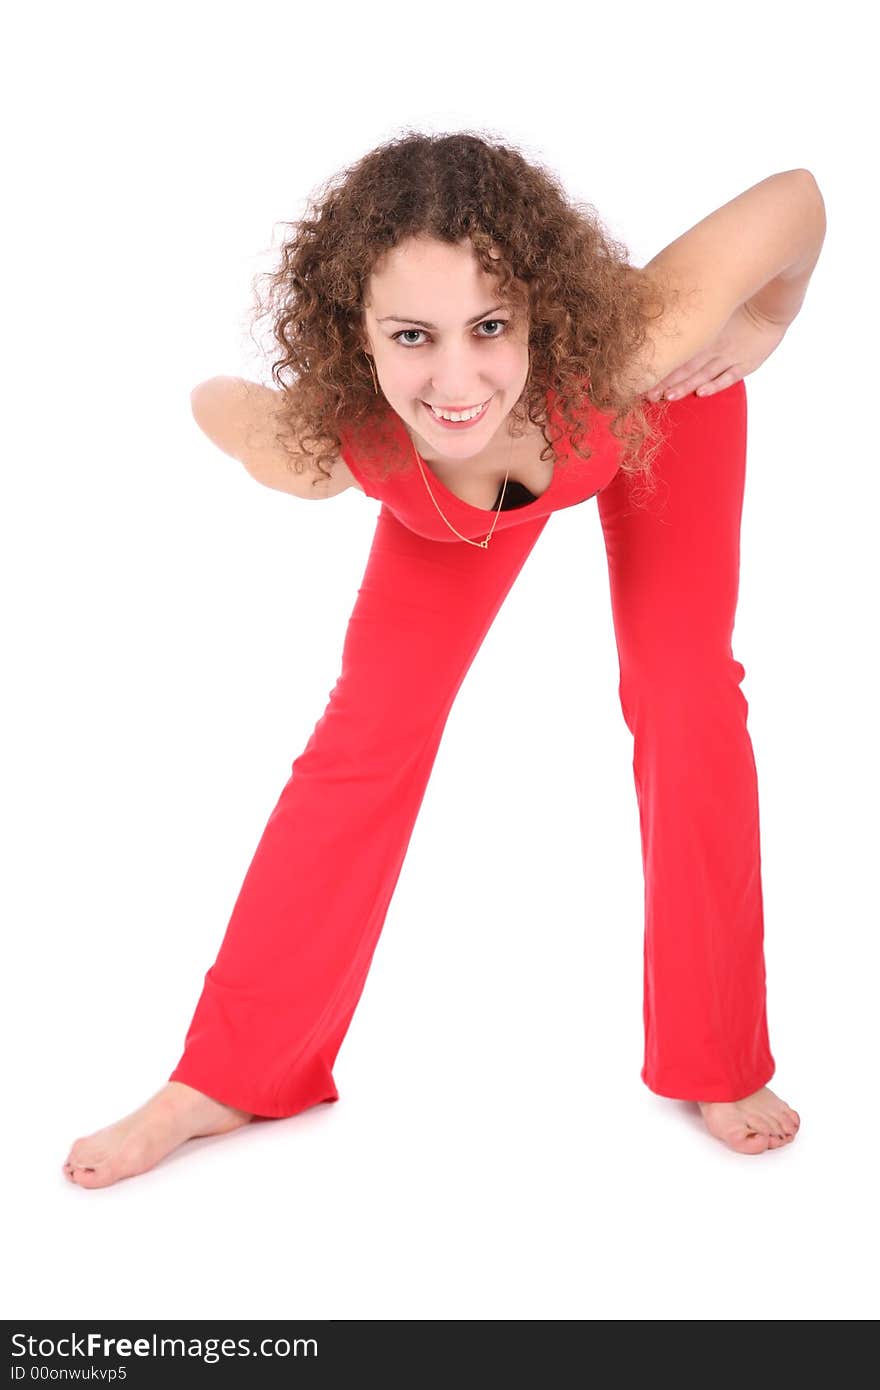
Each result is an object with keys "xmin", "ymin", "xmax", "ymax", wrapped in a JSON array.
[{"xmin": 427, "ymin": 398, "xmax": 488, "ymax": 422}]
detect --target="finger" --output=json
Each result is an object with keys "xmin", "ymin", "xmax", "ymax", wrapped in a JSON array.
[
  {"xmin": 651, "ymin": 376, "xmax": 704, "ymax": 401},
  {"xmin": 646, "ymin": 356, "xmax": 723, "ymax": 402},
  {"xmin": 661, "ymin": 378, "xmax": 701, "ymax": 400},
  {"xmin": 645, "ymin": 381, "xmax": 677, "ymax": 402},
  {"xmin": 695, "ymin": 368, "xmax": 742, "ymax": 398}
]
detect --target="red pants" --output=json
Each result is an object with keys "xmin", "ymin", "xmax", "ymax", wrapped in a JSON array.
[{"xmin": 169, "ymin": 380, "xmax": 775, "ymax": 1113}]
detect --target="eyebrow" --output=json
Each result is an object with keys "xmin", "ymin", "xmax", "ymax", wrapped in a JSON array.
[{"xmin": 376, "ymin": 304, "xmax": 507, "ymax": 330}]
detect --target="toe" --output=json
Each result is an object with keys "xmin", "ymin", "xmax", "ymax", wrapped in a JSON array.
[
  {"xmin": 72, "ymin": 1166, "xmax": 116, "ymax": 1189},
  {"xmin": 68, "ymin": 1142, "xmax": 102, "ymax": 1171},
  {"xmin": 67, "ymin": 1164, "xmax": 99, "ymax": 1186},
  {"xmin": 64, "ymin": 1147, "xmax": 100, "ymax": 1185},
  {"xmin": 758, "ymin": 1111, "xmax": 787, "ymax": 1140},
  {"xmin": 65, "ymin": 1156, "xmax": 119, "ymax": 1188},
  {"xmin": 68, "ymin": 1154, "xmax": 97, "ymax": 1171},
  {"xmin": 729, "ymin": 1130, "xmax": 771, "ymax": 1154}
]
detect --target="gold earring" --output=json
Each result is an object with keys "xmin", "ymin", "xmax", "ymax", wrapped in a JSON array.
[{"xmin": 365, "ymin": 352, "xmax": 378, "ymax": 395}]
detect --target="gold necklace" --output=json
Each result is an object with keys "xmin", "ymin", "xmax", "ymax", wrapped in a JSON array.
[{"xmin": 365, "ymin": 352, "xmax": 513, "ymax": 549}]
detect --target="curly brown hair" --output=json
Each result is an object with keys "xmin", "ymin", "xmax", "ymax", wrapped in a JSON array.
[{"xmin": 245, "ymin": 127, "xmax": 678, "ymax": 504}]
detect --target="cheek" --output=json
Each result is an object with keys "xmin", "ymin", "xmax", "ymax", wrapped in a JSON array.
[
  {"xmin": 498, "ymin": 342, "xmax": 528, "ymax": 373},
  {"xmin": 377, "ymin": 358, "xmax": 412, "ymax": 393}
]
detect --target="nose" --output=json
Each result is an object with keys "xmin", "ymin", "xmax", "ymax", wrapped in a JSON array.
[{"xmin": 425, "ymin": 347, "xmax": 492, "ymax": 406}]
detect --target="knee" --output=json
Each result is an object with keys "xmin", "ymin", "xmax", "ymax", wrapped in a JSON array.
[{"xmin": 617, "ymin": 650, "xmax": 748, "ymax": 731}]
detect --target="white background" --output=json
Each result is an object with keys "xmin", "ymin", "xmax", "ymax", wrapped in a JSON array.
[{"xmin": 4, "ymin": 0, "xmax": 877, "ymax": 1322}]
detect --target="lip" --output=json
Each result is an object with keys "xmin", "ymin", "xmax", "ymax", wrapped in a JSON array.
[{"xmin": 421, "ymin": 395, "xmax": 493, "ymax": 429}]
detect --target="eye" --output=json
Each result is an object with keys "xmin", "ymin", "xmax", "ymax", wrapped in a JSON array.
[{"xmin": 391, "ymin": 318, "xmax": 510, "ymax": 348}]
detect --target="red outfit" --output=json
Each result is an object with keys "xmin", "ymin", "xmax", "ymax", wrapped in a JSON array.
[
  {"xmin": 334, "ymin": 384, "xmax": 622, "ymax": 540},
  {"xmin": 169, "ymin": 379, "xmax": 775, "ymax": 1114}
]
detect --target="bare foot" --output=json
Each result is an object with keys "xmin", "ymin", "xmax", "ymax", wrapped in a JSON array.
[
  {"xmin": 62, "ymin": 1082, "xmax": 253, "ymax": 1188},
  {"xmin": 698, "ymin": 1085, "xmax": 801, "ymax": 1154}
]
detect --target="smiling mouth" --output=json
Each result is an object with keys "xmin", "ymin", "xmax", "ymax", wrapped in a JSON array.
[
  {"xmin": 424, "ymin": 399, "xmax": 489, "ymax": 412},
  {"xmin": 421, "ymin": 395, "xmax": 494, "ymax": 422}
]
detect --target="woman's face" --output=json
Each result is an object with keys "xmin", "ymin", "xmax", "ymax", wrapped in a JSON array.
[{"xmin": 362, "ymin": 235, "xmax": 530, "ymax": 462}]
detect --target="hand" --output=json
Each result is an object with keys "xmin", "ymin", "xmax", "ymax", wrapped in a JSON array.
[{"xmin": 643, "ymin": 300, "xmax": 791, "ymax": 402}]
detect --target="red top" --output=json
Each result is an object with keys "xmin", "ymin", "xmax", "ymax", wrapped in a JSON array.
[{"xmin": 338, "ymin": 384, "xmax": 622, "ymax": 543}]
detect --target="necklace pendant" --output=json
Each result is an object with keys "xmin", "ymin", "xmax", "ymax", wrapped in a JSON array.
[{"xmin": 410, "ymin": 430, "xmax": 513, "ymax": 552}]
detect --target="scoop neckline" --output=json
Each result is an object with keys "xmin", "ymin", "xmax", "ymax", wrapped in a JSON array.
[{"xmin": 397, "ymin": 392, "xmax": 566, "ymax": 517}]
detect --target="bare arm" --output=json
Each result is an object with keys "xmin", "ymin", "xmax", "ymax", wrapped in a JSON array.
[
  {"xmin": 740, "ymin": 185, "xmax": 826, "ymax": 327},
  {"xmin": 627, "ymin": 170, "xmax": 826, "ymax": 393},
  {"xmin": 189, "ymin": 376, "xmax": 357, "ymax": 499}
]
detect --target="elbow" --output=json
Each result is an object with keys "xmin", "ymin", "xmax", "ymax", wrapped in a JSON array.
[
  {"xmin": 189, "ymin": 378, "xmax": 218, "ymax": 426},
  {"xmin": 189, "ymin": 376, "xmax": 238, "ymax": 428},
  {"xmin": 190, "ymin": 376, "xmax": 228, "ymax": 417},
  {"xmin": 188, "ymin": 377, "xmax": 243, "ymax": 459},
  {"xmin": 794, "ymin": 167, "xmax": 826, "ymax": 214}
]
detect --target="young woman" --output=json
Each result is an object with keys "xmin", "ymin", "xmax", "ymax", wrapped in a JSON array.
[{"xmin": 63, "ymin": 133, "xmax": 824, "ymax": 1187}]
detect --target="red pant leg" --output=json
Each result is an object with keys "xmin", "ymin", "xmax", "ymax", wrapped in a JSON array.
[
  {"xmin": 169, "ymin": 504, "xmax": 551, "ymax": 1117},
  {"xmin": 597, "ymin": 380, "xmax": 776, "ymax": 1102}
]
